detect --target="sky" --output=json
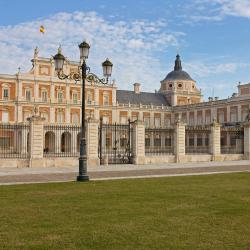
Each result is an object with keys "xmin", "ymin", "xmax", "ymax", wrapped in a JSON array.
[{"xmin": 0, "ymin": 0, "xmax": 250, "ymax": 100}]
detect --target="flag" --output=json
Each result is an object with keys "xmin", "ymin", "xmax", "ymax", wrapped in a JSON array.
[{"xmin": 40, "ymin": 25, "xmax": 45, "ymax": 34}]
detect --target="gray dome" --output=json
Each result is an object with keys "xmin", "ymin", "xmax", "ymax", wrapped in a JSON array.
[{"xmin": 163, "ymin": 54, "xmax": 194, "ymax": 82}]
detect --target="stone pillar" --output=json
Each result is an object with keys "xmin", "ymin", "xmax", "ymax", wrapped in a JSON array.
[
  {"xmin": 28, "ymin": 115, "xmax": 45, "ymax": 167},
  {"xmin": 86, "ymin": 119, "xmax": 99, "ymax": 167},
  {"xmin": 72, "ymin": 130, "xmax": 78, "ymax": 154},
  {"xmin": 66, "ymin": 106, "xmax": 70, "ymax": 123},
  {"xmin": 174, "ymin": 121, "xmax": 186, "ymax": 163},
  {"xmin": 66, "ymin": 83, "xmax": 70, "ymax": 103},
  {"xmin": 210, "ymin": 121, "xmax": 221, "ymax": 161},
  {"xmin": 50, "ymin": 83, "xmax": 55, "ymax": 103},
  {"xmin": 238, "ymin": 105, "xmax": 242, "ymax": 122},
  {"xmin": 94, "ymin": 87, "xmax": 99, "ymax": 105},
  {"xmin": 244, "ymin": 122, "xmax": 250, "ymax": 160},
  {"xmin": 34, "ymin": 81, "xmax": 39, "ymax": 100},
  {"xmin": 227, "ymin": 106, "xmax": 231, "ymax": 122},
  {"xmin": 132, "ymin": 120, "xmax": 145, "ymax": 164}
]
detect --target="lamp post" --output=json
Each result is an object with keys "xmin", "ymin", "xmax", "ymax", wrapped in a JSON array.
[{"xmin": 53, "ymin": 42, "xmax": 113, "ymax": 181}]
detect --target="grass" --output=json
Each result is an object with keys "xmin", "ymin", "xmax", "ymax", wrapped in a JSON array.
[{"xmin": 0, "ymin": 173, "xmax": 250, "ymax": 250}]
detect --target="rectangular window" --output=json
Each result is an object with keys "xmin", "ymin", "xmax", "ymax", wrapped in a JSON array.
[
  {"xmin": 25, "ymin": 90, "xmax": 31, "ymax": 101},
  {"xmin": 197, "ymin": 137, "xmax": 203, "ymax": 146},
  {"xmin": 58, "ymin": 92, "xmax": 63, "ymax": 103},
  {"xmin": 42, "ymin": 90, "xmax": 47, "ymax": 102},
  {"xmin": 120, "ymin": 116, "xmax": 127, "ymax": 124},
  {"xmin": 165, "ymin": 137, "xmax": 172, "ymax": 147},
  {"xmin": 87, "ymin": 93, "xmax": 92, "ymax": 104},
  {"xmin": 154, "ymin": 118, "xmax": 161, "ymax": 128},
  {"xmin": 154, "ymin": 137, "xmax": 161, "ymax": 147},
  {"xmin": 57, "ymin": 113, "xmax": 64, "ymax": 123},
  {"xmin": 103, "ymin": 95, "xmax": 109, "ymax": 105},
  {"xmin": 145, "ymin": 137, "xmax": 150, "ymax": 147},
  {"xmin": 189, "ymin": 137, "xmax": 194, "ymax": 146},
  {"xmin": 2, "ymin": 111, "xmax": 9, "ymax": 122},
  {"xmin": 144, "ymin": 117, "xmax": 150, "ymax": 128},
  {"xmin": 3, "ymin": 89, "xmax": 9, "ymax": 100},
  {"xmin": 73, "ymin": 93, "xmax": 78, "ymax": 104}
]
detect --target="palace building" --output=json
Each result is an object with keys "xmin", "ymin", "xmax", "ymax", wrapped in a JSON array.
[{"xmin": 0, "ymin": 48, "xmax": 250, "ymax": 168}]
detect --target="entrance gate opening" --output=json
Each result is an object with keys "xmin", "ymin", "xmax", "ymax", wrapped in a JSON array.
[{"xmin": 98, "ymin": 119, "xmax": 133, "ymax": 165}]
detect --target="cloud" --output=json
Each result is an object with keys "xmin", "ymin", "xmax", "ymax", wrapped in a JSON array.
[
  {"xmin": 185, "ymin": 62, "xmax": 241, "ymax": 77},
  {"xmin": 0, "ymin": 11, "xmax": 183, "ymax": 92},
  {"xmin": 186, "ymin": 0, "xmax": 250, "ymax": 22}
]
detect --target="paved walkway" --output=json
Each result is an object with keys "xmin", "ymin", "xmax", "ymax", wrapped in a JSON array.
[{"xmin": 0, "ymin": 160, "xmax": 250, "ymax": 185}]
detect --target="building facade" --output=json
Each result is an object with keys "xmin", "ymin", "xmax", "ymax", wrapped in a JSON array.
[{"xmin": 0, "ymin": 48, "xmax": 250, "ymax": 167}]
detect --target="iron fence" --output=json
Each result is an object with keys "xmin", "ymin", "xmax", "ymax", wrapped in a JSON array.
[
  {"xmin": 0, "ymin": 123, "xmax": 30, "ymax": 158},
  {"xmin": 98, "ymin": 121, "xmax": 133, "ymax": 164},
  {"xmin": 221, "ymin": 126, "xmax": 244, "ymax": 154},
  {"xmin": 185, "ymin": 126, "xmax": 211, "ymax": 154},
  {"xmin": 145, "ymin": 128, "xmax": 174, "ymax": 155},
  {"xmin": 44, "ymin": 124, "xmax": 81, "ymax": 157}
]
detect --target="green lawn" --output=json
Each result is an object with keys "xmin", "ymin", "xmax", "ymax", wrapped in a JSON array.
[{"xmin": 0, "ymin": 173, "xmax": 250, "ymax": 250}]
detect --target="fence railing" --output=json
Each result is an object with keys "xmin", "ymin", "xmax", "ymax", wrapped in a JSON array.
[
  {"xmin": 221, "ymin": 126, "xmax": 244, "ymax": 154},
  {"xmin": 145, "ymin": 128, "xmax": 174, "ymax": 155},
  {"xmin": 185, "ymin": 126, "xmax": 211, "ymax": 154},
  {"xmin": 0, "ymin": 123, "xmax": 30, "ymax": 158},
  {"xmin": 44, "ymin": 124, "xmax": 81, "ymax": 157}
]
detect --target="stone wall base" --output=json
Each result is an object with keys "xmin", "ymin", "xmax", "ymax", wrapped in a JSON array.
[
  {"xmin": 145, "ymin": 155, "xmax": 175, "ymax": 164},
  {"xmin": 133, "ymin": 156, "xmax": 146, "ymax": 165}
]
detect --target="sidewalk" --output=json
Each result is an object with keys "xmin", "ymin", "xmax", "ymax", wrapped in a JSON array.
[{"xmin": 0, "ymin": 160, "xmax": 249, "ymax": 185}]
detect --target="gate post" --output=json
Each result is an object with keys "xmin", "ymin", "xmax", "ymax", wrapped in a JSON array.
[
  {"xmin": 132, "ymin": 120, "xmax": 145, "ymax": 164},
  {"xmin": 28, "ymin": 115, "xmax": 45, "ymax": 168},
  {"xmin": 86, "ymin": 118, "xmax": 100, "ymax": 167},
  {"xmin": 174, "ymin": 120, "xmax": 186, "ymax": 163},
  {"xmin": 210, "ymin": 120, "xmax": 221, "ymax": 161},
  {"xmin": 243, "ymin": 121, "xmax": 250, "ymax": 160}
]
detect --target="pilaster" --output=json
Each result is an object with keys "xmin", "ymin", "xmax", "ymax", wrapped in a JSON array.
[
  {"xmin": 132, "ymin": 120, "xmax": 145, "ymax": 164},
  {"xmin": 210, "ymin": 121, "xmax": 221, "ymax": 161},
  {"xmin": 28, "ymin": 115, "xmax": 45, "ymax": 167},
  {"xmin": 244, "ymin": 122, "xmax": 250, "ymax": 160},
  {"xmin": 174, "ymin": 121, "xmax": 186, "ymax": 162}
]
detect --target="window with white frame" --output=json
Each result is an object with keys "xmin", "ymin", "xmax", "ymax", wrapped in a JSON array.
[
  {"xmin": 103, "ymin": 93, "xmax": 109, "ymax": 105},
  {"xmin": 41, "ymin": 89, "xmax": 47, "ymax": 102},
  {"xmin": 144, "ymin": 117, "xmax": 150, "ymax": 128},
  {"xmin": 57, "ymin": 112, "xmax": 64, "ymax": 123},
  {"xmin": 72, "ymin": 92, "xmax": 78, "ymax": 104},
  {"xmin": 154, "ymin": 117, "xmax": 161, "ymax": 128},
  {"xmin": 197, "ymin": 115, "xmax": 203, "ymax": 125},
  {"xmin": 120, "ymin": 116, "xmax": 127, "ymax": 124},
  {"xmin": 2, "ymin": 111, "xmax": 9, "ymax": 122},
  {"xmin": 165, "ymin": 118, "xmax": 171, "ymax": 127},
  {"xmin": 218, "ymin": 112, "xmax": 224, "ymax": 123},
  {"xmin": 72, "ymin": 113, "xmax": 79, "ymax": 124},
  {"xmin": 205, "ymin": 114, "xmax": 211, "ymax": 124},
  {"xmin": 102, "ymin": 116, "xmax": 109, "ymax": 124},
  {"xmin": 25, "ymin": 89, "xmax": 31, "ymax": 101},
  {"xmin": 87, "ymin": 91, "xmax": 92, "ymax": 104},
  {"xmin": 230, "ymin": 111, "xmax": 237, "ymax": 122},
  {"xmin": 58, "ymin": 91, "xmax": 63, "ymax": 103},
  {"xmin": 3, "ymin": 88, "xmax": 9, "ymax": 100}
]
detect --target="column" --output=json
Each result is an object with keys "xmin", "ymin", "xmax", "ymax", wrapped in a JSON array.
[
  {"xmin": 194, "ymin": 110, "xmax": 198, "ymax": 125},
  {"xmin": 86, "ymin": 119, "xmax": 99, "ymax": 166},
  {"xmin": 28, "ymin": 115, "xmax": 45, "ymax": 167},
  {"xmin": 94, "ymin": 87, "xmax": 99, "ymax": 105},
  {"xmin": 34, "ymin": 81, "xmax": 39, "ymax": 100},
  {"xmin": 50, "ymin": 83, "xmax": 55, "ymax": 103},
  {"xmin": 227, "ymin": 106, "xmax": 230, "ymax": 123},
  {"xmin": 55, "ymin": 130, "xmax": 61, "ymax": 153},
  {"xmin": 66, "ymin": 107, "xmax": 70, "ymax": 123},
  {"xmin": 210, "ymin": 121, "xmax": 221, "ymax": 161},
  {"xmin": 186, "ymin": 112, "xmax": 190, "ymax": 125},
  {"xmin": 238, "ymin": 105, "xmax": 242, "ymax": 122},
  {"xmin": 50, "ymin": 107, "xmax": 55, "ymax": 123},
  {"xmin": 244, "ymin": 122, "xmax": 250, "ymax": 159},
  {"xmin": 132, "ymin": 120, "xmax": 145, "ymax": 164},
  {"xmin": 150, "ymin": 112, "xmax": 154, "ymax": 128},
  {"xmin": 174, "ymin": 121, "xmax": 186, "ymax": 162},
  {"xmin": 161, "ymin": 113, "xmax": 165, "ymax": 127},
  {"xmin": 72, "ymin": 130, "xmax": 78, "ymax": 154},
  {"xmin": 66, "ymin": 83, "xmax": 70, "ymax": 103}
]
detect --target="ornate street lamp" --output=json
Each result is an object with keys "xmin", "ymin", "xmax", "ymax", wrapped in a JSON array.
[{"xmin": 53, "ymin": 42, "xmax": 113, "ymax": 181}]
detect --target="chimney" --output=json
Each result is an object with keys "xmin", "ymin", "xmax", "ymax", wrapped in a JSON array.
[{"xmin": 133, "ymin": 83, "xmax": 141, "ymax": 94}]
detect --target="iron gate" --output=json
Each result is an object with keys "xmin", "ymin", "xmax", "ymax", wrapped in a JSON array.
[{"xmin": 98, "ymin": 119, "xmax": 133, "ymax": 164}]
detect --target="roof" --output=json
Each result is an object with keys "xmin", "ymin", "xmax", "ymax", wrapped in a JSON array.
[
  {"xmin": 162, "ymin": 54, "xmax": 194, "ymax": 82},
  {"xmin": 117, "ymin": 90, "xmax": 170, "ymax": 106}
]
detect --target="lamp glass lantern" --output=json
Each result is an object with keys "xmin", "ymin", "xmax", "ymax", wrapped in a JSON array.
[
  {"xmin": 79, "ymin": 41, "xmax": 90, "ymax": 60},
  {"xmin": 102, "ymin": 58, "xmax": 113, "ymax": 78},
  {"xmin": 53, "ymin": 48, "xmax": 65, "ymax": 72}
]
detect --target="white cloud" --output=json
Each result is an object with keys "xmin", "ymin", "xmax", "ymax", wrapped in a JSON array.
[
  {"xmin": 187, "ymin": 0, "xmax": 250, "ymax": 22},
  {"xmin": 0, "ymin": 11, "xmax": 184, "ymax": 92}
]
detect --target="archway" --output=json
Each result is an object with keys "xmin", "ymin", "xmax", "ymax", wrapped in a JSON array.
[{"xmin": 61, "ymin": 132, "xmax": 71, "ymax": 153}]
